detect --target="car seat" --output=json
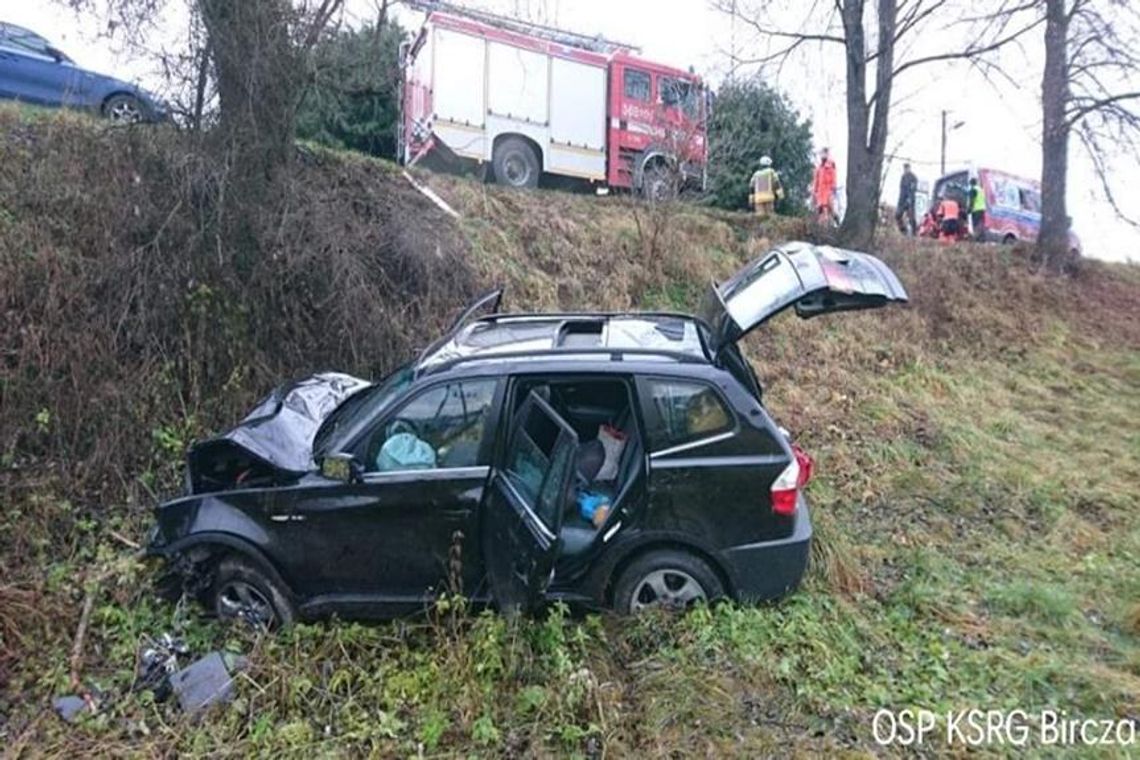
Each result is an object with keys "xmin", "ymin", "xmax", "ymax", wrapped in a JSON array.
[
  {"xmin": 559, "ymin": 434, "xmax": 643, "ymax": 557},
  {"xmin": 575, "ymin": 439, "xmax": 605, "ymax": 484}
]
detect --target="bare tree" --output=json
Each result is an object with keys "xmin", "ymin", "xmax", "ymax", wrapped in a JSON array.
[
  {"xmin": 1038, "ymin": 0, "xmax": 1139, "ymax": 263},
  {"xmin": 715, "ymin": 0, "xmax": 1043, "ymax": 249}
]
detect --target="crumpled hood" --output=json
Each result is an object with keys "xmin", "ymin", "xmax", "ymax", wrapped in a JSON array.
[{"xmin": 189, "ymin": 372, "xmax": 370, "ymax": 481}]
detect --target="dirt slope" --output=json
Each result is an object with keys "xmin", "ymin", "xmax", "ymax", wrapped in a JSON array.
[{"xmin": 1, "ymin": 107, "xmax": 1138, "ymax": 756}]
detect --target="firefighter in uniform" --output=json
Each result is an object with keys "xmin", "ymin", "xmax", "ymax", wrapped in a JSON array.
[
  {"xmin": 968, "ymin": 177, "xmax": 987, "ymax": 241},
  {"xmin": 749, "ymin": 156, "xmax": 784, "ymax": 217}
]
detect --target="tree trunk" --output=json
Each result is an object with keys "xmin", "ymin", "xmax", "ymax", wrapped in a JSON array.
[
  {"xmin": 838, "ymin": 0, "xmax": 897, "ymax": 250},
  {"xmin": 841, "ymin": 148, "xmax": 880, "ymax": 247},
  {"xmin": 198, "ymin": 0, "xmax": 301, "ymax": 185},
  {"xmin": 191, "ymin": 42, "xmax": 210, "ymax": 132},
  {"xmin": 1039, "ymin": 0, "xmax": 1070, "ymax": 265}
]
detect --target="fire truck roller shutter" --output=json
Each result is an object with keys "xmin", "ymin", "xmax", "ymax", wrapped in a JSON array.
[
  {"xmin": 431, "ymin": 27, "xmax": 487, "ymax": 160},
  {"xmin": 547, "ymin": 57, "xmax": 607, "ymax": 180},
  {"xmin": 487, "ymin": 41, "xmax": 549, "ymax": 125}
]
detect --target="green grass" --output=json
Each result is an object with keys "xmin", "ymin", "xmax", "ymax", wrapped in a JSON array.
[
  {"xmin": 1, "ymin": 110, "xmax": 1137, "ymax": 755},
  {"xmin": 6, "ymin": 322, "xmax": 1135, "ymax": 757}
]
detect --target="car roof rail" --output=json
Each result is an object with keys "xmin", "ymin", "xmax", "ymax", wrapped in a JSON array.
[
  {"xmin": 418, "ymin": 346, "xmax": 706, "ymax": 377},
  {"xmin": 480, "ymin": 310, "xmax": 698, "ymax": 324}
]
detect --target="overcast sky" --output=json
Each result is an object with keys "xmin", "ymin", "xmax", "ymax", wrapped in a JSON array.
[{"xmin": 6, "ymin": 0, "xmax": 1136, "ymax": 262}]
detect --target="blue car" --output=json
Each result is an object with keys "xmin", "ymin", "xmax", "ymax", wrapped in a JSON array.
[{"xmin": 0, "ymin": 22, "xmax": 165, "ymax": 123}]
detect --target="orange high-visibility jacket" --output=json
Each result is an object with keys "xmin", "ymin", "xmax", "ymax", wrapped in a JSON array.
[
  {"xmin": 813, "ymin": 159, "xmax": 837, "ymax": 208},
  {"xmin": 937, "ymin": 198, "xmax": 960, "ymax": 220}
]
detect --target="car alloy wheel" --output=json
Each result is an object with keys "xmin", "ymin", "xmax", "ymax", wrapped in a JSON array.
[
  {"xmin": 630, "ymin": 568, "xmax": 706, "ymax": 612},
  {"xmin": 216, "ymin": 580, "xmax": 276, "ymax": 628},
  {"xmin": 106, "ymin": 97, "xmax": 142, "ymax": 124}
]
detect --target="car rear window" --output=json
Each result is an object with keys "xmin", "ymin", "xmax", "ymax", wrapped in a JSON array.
[{"xmin": 644, "ymin": 379, "xmax": 732, "ymax": 451}]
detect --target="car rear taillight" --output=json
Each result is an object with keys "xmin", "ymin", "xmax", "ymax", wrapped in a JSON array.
[
  {"xmin": 793, "ymin": 444, "xmax": 813, "ymax": 487},
  {"xmin": 771, "ymin": 443, "xmax": 814, "ymax": 516}
]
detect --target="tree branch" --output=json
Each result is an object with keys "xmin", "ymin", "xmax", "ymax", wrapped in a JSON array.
[
  {"xmin": 1066, "ymin": 92, "xmax": 1140, "ymax": 126},
  {"xmin": 1075, "ymin": 124, "xmax": 1140, "ymax": 228},
  {"xmin": 888, "ymin": 14, "xmax": 1045, "ymax": 82}
]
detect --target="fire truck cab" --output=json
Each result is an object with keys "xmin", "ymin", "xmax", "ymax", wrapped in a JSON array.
[{"xmin": 399, "ymin": 8, "xmax": 706, "ymax": 198}]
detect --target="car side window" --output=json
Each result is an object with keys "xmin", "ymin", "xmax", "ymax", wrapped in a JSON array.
[
  {"xmin": 1, "ymin": 27, "xmax": 54, "ymax": 61},
  {"xmin": 504, "ymin": 399, "xmax": 574, "ymax": 530},
  {"xmin": 644, "ymin": 379, "xmax": 732, "ymax": 451},
  {"xmin": 365, "ymin": 379, "xmax": 496, "ymax": 472},
  {"xmin": 623, "ymin": 68, "xmax": 651, "ymax": 102}
]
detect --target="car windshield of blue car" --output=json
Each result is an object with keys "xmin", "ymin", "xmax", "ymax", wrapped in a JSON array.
[{"xmin": 313, "ymin": 364, "xmax": 413, "ymax": 456}]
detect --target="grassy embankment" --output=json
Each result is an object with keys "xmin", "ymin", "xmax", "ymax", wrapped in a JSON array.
[{"xmin": 1, "ymin": 106, "xmax": 1138, "ymax": 756}]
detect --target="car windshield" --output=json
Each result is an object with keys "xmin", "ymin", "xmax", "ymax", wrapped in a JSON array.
[{"xmin": 312, "ymin": 364, "xmax": 414, "ymax": 456}]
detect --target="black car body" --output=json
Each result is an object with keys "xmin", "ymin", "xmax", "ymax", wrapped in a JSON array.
[{"xmin": 148, "ymin": 242, "xmax": 908, "ymax": 623}]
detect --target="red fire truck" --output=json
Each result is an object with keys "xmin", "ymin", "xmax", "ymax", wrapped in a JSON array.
[{"xmin": 399, "ymin": 3, "xmax": 707, "ymax": 199}]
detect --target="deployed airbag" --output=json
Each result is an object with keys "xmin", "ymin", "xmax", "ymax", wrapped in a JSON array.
[{"xmin": 377, "ymin": 433, "xmax": 437, "ymax": 471}]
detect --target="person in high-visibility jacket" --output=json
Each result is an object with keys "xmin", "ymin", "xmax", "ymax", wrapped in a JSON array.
[
  {"xmin": 934, "ymin": 196, "xmax": 962, "ymax": 241},
  {"xmin": 749, "ymin": 156, "xmax": 784, "ymax": 217},
  {"xmin": 967, "ymin": 177, "xmax": 987, "ymax": 241},
  {"xmin": 812, "ymin": 147, "xmax": 838, "ymax": 224}
]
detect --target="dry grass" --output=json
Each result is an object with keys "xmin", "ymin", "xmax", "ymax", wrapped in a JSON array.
[{"xmin": 1, "ymin": 108, "xmax": 1138, "ymax": 756}]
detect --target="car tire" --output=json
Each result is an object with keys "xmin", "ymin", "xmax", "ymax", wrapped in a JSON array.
[
  {"xmin": 492, "ymin": 137, "xmax": 540, "ymax": 189},
  {"xmin": 102, "ymin": 93, "xmax": 144, "ymax": 125},
  {"xmin": 612, "ymin": 549, "xmax": 724, "ymax": 615},
  {"xmin": 209, "ymin": 556, "xmax": 296, "ymax": 629}
]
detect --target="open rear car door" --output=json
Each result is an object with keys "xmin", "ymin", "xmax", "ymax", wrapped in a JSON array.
[
  {"xmin": 700, "ymin": 242, "xmax": 908, "ymax": 357},
  {"xmin": 482, "ymin": 391, "xmax": 579, "ymax": 615}
]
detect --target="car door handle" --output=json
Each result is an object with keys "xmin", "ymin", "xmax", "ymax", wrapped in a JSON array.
[{"xmin": 441, "ymin": 509, "xmax": 470, "ymax": 519}]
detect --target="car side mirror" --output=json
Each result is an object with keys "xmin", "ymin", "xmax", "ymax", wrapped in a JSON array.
[
  {"xmin": 321, "ymin": 453, "xmax": 362, "ymax": 483},
  {"xmin": 46, "ymin": 46, "xmax": 70, "ymax": 64}
]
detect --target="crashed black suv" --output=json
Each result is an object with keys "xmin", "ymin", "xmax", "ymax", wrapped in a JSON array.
[{"xmin": 148, "ymin": 243, "xmax": 907, "ymax": 625}]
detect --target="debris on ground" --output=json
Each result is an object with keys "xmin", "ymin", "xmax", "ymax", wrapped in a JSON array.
[
  {"xmin": 403, "ymin": 170, "xmax": 461, "ymax": 218},
  {"xmin": 134, "ymin": 632, "xmax": 190, "ymax": 701},
  {"xmin": 52, "ymin": 694, "xmax": 92, "ymax": 723},
  {"xmin": 54, "ymin": 628, "xmax": 247, "ymax": 724},
  {"xmin": 170, "ymin": 651, "xmax": 248, "ymax": 716}
]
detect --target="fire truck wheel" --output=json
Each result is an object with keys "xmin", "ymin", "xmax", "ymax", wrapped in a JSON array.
[
  {"xmin": 492, "ymin": 137, "xmax": 540, "ymax": 189},
  {"xmin": 640, "ymin": 162, "xmax": 676, "ymax": 203}
]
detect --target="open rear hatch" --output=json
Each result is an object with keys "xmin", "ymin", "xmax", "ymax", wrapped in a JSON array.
[{"xmin": 699, "ymin": 241, "xmax": 908, "ymax": 357}]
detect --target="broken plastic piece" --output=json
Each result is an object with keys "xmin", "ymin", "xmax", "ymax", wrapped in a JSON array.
[
  {"xmin": 52, "ymin": 694, "xmax": 88, "ymax": 722},
  {"xmin": 169, "ymin": 651, "xmax": 247, "ymax": 715}
]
